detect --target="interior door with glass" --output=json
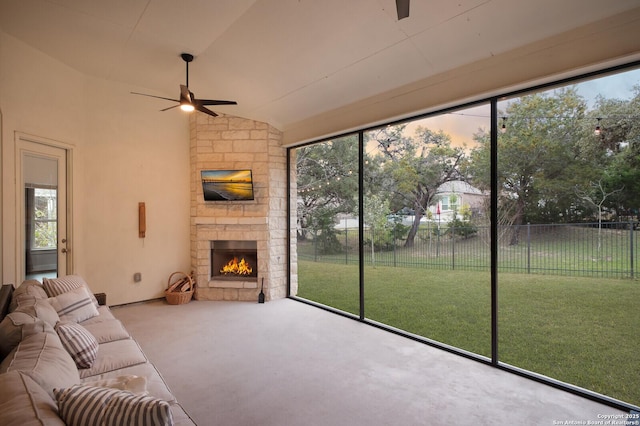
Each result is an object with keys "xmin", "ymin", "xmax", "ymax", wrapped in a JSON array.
[{"xmin": 18, "ymin": 139, "xmax": 68, "ymax": 281}]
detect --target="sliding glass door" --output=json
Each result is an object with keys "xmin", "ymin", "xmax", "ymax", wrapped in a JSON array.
[
  {"xmin": 294, "ymin": 134, "xmax": 360, "ymax": 315},
  {"xmin": 362, "ymin": 106, "xmax": 491, "ymax": 357},
  {"xmin": 289, "ymin": 63, "xmax": 640, "ymax": 409},
  {"xmin": 495, "ymin": 71, "xmax": 640, "ymax": 406}
]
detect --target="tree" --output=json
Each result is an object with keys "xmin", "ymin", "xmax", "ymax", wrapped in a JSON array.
[
  {"xmin": 363, "ymin": 194, "xmax": 391, "ymax": 266},
  {"xmin": 590, "ymin": 85, "xmax": 640, "ymax": 219},
  {"xmin": 469, "ymin": 88, "xmax": 601, "ymax": 244},
  {"xmin": 448, "ymin": 201, "xmax": 478, "ymax": 239},
  {"xmin": 296, "ymin": 136, "xmax": 359, "ymax": 253},
  {"xmin": 603, "ymin": 145, "xmax": 640, "ymax": 219},
  {"xmin": 576, "ymin": 179, "xmax": 624, "ymax": 253},
  {"xmin": 366, "ymin": 125, "xmax": 466, "ymax": 247}
]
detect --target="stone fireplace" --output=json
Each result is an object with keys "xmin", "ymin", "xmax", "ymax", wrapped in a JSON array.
[{"xmin": 190, "ymin": 113, "xmax": 296, "ymax": 302}]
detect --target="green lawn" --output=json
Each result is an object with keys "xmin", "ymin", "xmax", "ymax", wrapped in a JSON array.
[{"xmin": 296, "ymin": 259, "xmax": 640, "ymax": 407}]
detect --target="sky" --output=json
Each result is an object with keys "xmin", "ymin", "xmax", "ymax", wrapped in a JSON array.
[{"xmin": 574, "ymin": 67, "xmax": 640, "ymax": 108}]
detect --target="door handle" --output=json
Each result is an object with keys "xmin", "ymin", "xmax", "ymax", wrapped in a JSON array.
[{"xmin": 61, "ymin": 248, "xmax": 69, "ymax": 253}]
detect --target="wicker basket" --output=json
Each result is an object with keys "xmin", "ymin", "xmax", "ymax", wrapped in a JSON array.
[{"xmin": 165, "ymin": 272, "xmax": 194, "ymax": 305}]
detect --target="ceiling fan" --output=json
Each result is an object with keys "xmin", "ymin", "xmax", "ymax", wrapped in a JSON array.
[
  {"xmin": 131, "ymin": 53, "xmax": 237, "ymax": 117},
  {"xmin": 396, "ymin": 0, "xmax": 410, "ymax": 20}
]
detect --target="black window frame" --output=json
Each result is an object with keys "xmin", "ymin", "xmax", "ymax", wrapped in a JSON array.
[{"xmin": 287, "ymin": 60, "xmax": 640, "ymax": 413}]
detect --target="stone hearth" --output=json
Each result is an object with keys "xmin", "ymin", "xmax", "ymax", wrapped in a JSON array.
[{"xmin": 190, "ymin": 113, "xmax": 292, "ymax": 302}]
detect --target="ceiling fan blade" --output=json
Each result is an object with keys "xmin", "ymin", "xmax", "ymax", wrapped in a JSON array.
[
  {"xmin": 195, "ymin": 99, "xmax": 238, "ymax": 106},
  {"xmin": 396, "ymin": 0, "xmax": 410, "ymax": 20},
  {"xmin": 160, "ymin": 104, "xmax": 179, "ymax": 112},
  {"xmin": 195, "ymin": 105, "xmax": 218, "ymax": 117},
  {"xmin": 131, "ymin": 91, "xmax": 179, "ymax": 103}
]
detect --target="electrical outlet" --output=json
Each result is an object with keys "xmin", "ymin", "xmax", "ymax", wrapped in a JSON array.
[{"xmin": 133, "ymin": 272, "xmax": 142, "ymax": 282}]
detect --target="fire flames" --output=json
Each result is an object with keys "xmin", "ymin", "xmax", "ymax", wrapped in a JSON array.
[{"xmin": 220, "ymin": 257, "xmax": 253, "ymax": 276}]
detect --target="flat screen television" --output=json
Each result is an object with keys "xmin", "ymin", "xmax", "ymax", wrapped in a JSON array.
[{"xmin": 201, "ymin": 169, "xmax": 254, "ymax": 201}]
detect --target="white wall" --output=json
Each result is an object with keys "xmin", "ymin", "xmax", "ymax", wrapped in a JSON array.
[{"xmin": 1, "ymin": 32, "xmax": 191, "ymax": 304}]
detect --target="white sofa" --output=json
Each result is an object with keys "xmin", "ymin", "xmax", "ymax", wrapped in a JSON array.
[{"xmin": 0, "ymin": 276, "xmax": 194, "ymax": 425}]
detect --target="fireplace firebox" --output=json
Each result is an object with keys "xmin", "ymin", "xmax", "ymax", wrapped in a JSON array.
[{"xmin": 211, "ymin": 240, "xmax": 258, "ymax": 281}]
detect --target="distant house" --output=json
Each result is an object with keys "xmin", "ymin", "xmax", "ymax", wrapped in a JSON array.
[{"xmin": 429, "ymin": 180, "xmax": 486, "ymax": 222}]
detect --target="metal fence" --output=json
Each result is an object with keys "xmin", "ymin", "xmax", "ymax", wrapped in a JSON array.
[{"xmin": 297, "ymin": 222, "xmax": 639, "ymax": 279}]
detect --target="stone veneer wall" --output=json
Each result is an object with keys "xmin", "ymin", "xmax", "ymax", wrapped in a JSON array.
[{"xmin": 190, "ymin": 113, "xmax": 289, "ymax": 301}]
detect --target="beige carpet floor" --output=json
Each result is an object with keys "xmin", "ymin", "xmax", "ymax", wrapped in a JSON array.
[{"xmin": 111, "ymin": 298, "xmax": 625, "ymax": 426}]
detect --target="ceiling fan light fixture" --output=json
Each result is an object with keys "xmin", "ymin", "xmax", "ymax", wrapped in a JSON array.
[
  {"xmin": 179, "ymin": 85, "xmax": 195, "ymax": 112},
  {"xmin": 180, "ymin": 102, "xmax": 195, "ymax": 112}
]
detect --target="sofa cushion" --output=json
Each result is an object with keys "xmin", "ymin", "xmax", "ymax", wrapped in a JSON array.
[
  {"xmin": 0, "ymin": 370, "xmax": 65, "ymax": 426},
  {"xmin": 0, "ymin": 330, "xmax": 80, "ymax": 398},
  {"xmin": 82, "ymin": 374, "xmax": 148, "ymax": 395},
  {"xmin": 79, "ymin": 338, "xmax": 147, "ymax": 379},
  {"xmin": 82, "ymin": 319, "xmax": 130, "ymax": 343},
  {"xmin": 83, "ymin": 362, "xmax": 178, "ymax": 404},
  {"xmin": 54, "ymin": 385, "xmax": 173, "ymax": 426},
  {"xmin": 43, "ymin": 275, "xmax": 99, "ymax": 307},
  {"xmin": 55, "ymin": 321, "xmax": 99, "ymax": 369},
  {"xmin": 47, "ymin": 285, "xmax": 99, "ymax": 323},
  {"xmin": 0, "ymin": 314, "xmax": 55, "ymax": 360},
  {"xmin": 9, "ymin": 280, "xmax": 48, "ymax": 312},
  {"xmin": 80, "ymin": 305, "xmax": 117, "ymax": 325},
  {"xmin": 14, "ymin": 298, "xmax": 60, "ymax": 327}
]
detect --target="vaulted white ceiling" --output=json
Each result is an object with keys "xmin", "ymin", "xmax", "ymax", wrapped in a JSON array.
[{"xmin": 1, "ymin": 0, "xmax": 639, "ymax": 131}]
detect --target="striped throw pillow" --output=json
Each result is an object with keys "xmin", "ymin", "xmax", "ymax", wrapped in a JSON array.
[
  {"xmin": 54, "ymin": 385, "xmax": 173, "ymax": 426},
  {"xmin": 43, "ymin": 275, "xmax": 99, "ymax": 307},
  {"xmin": 47, "ymin": 286, "xmax": 99, "ymax": 323},
  {"xmin": 55, "ymin": 321, "xmax": 99, "ymax": 369}
]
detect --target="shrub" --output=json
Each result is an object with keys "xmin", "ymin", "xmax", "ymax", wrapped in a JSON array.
[{"xmin": 447, "ymin": 218, "xmax": 478, "ymax": 238}]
